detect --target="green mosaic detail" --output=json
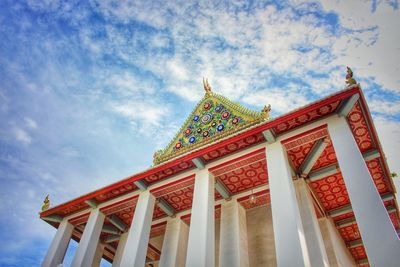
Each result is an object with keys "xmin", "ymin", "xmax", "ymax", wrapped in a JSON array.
[{"xmin": 173, "ymin": 99, "xmax": 244, "ymax": 152}]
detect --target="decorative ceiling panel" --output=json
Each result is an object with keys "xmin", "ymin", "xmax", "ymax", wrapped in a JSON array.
[{"xmin": 310, "ymin": 172, "xmax": 349, "ymax": 211}]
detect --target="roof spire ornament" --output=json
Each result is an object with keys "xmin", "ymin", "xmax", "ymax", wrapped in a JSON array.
[
  {"xmin": 345, "ymin": 66, "xmax": 357, "ymax": 86},
  {"xmin": 261, "ymin": 104, "xmax": 271, "ymax": 120},
  {"xmin": 41, "ymin": 194, "xmax": 50, "ymax": 211},
  {"xmin": 203, "ymin": 77, "xmax": 212, "ymax": 95}
]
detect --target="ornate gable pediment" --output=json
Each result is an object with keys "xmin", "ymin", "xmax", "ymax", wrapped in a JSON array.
[{"xmin": 153, "ymin": 79, "xmax": 270, "ymax": 165}]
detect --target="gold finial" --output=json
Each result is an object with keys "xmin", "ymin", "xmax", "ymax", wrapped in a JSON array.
[
  {"xmin": 203, "ymin": 77, "xmax": 212, "ymax": 95},
  {"xmin": 41, "ymin": 194, "xmax": 50, "ymax": 211},
  {"xmin": 345, "ymin": 66, "xmax": 357, "ymax": 86},
  {"xmin": 261, "ymin": 104, "xmax": 271, "ymax": 120}
]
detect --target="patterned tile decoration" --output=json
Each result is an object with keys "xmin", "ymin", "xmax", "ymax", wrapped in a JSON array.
[
  {"xmin": 311, "ymin": 139, "xmax": 337, "ymax": 171},
  {"xmin": 100, "ymin": 195, "xmax": 139, "ymax": 216},
  {"xmin": 389, "ymin": 212, "xmax": 400, "ymax": 229},
  {"xmin": 69, "ymin": 212, "xmax": 90, "ymax": 226},
  {"xmin": 59, "ymin": 202, "xmax": 89, "ymax": 216},
  {"xmin": 273, "ymin": 101, "xmax": 340, "ymax": 134},
  {"xmin": 211, "ymin": 150, "xmax": 268, "ymax": 194},
  {"xmin": 283, "ymin": 126, "xmax": 329, "ymax": 172},
  {"xmin": 366, "ymin": 158, "xmax": 390, "ymax": 194},
  {"xmin": 339, "ymin": 223, "xmax": 361, "ymax": 242},
  {"xmin": 151, "ymin": 175, "xmax": 196, "ymax": 214},
  {"xmin": 153, "ymin": 90, "xmax": 269, "ymax": 165},
  {"xmin": 347, "ymin": 102, "xmax": 375, "ymax": 152},
  {"xmin": 287, "ymin": 141, "xmax": 316, "ymax": 171},
  {"xmin": 163, "ymin": 186, "xmax": 194, "ymax": 212},
  {"xmin": 114, "ymin": 206, "xmax": 136, "ymax": 226},
  {"xmin": 310, "ymin": 171, "xmax": 349, "ymax": 211},
  {"xmin": 152, "ymin": 176, "xmax": 195, "ymax": 198},
  {"xmin": 283, "ymin": 126, "xmax": 328, "ymax": 151},
  {"xmin": 95, "ymin": 182, "xmax": 138, "ymax": 202},
  {"xmin": 144, "ymin": 160, "xmax": 195, "ymax": 184},
  {"xmin": 202, "ymin": 133, "xmax": 265, "ymax": 161},
  {"xmin": 350, "ymin": 245, "xmax": 367, "ymax": 261}
]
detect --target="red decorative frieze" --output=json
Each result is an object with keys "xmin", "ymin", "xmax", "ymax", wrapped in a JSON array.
[
  {"xmin": 144, "ymin": 161, "xmax": 195, "ymax": 184},
  {"xmin": 282, "ymin": 125, "xmax": 328, "ymax": 150},
  {"xmin": 273, "ymin": 101, "xmax": 340, "ymax": 134},
  {"xmin": 347, "ymin": 103, "xmax": 374, "ymax": 152},
  {"xmin": 95, "ymin": 182, "xmax": 138, "ymax": 202},
  {"xmin": 69, "ymin": 212, "xmax": 90, "ymax": 226},
  {"xmin": 151, "ymin": 175, "xmax": 195, "ymax": 198},
  {"xmin": 100, "ymin": 195, "xmax": 139, "ymax": 216},
  {"xmin": 203, "ymin": 133, "xmax": 264, "ymax": 161}
]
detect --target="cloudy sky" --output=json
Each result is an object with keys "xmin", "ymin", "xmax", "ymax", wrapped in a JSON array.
[{"xmin": 0, "ymin": 0, "xmax": 399, "ymax": 266}]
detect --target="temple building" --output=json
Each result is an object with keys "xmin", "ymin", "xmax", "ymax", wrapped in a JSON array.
[{"xmin": 40, "ymin": 74, "xmax": 400, "ymax": 267}]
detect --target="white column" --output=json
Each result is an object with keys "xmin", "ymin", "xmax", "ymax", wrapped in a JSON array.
[
  {"xmin": 71, "ymin": 208, "xmax": 105, "ymax": 267},
  {"xmin": 294, "ymin": 178, "xmax": 329, "ymax": 267},
  {"xmin": 159, "ymin": 218, "xmax": 189, "ymax": 267},
  {"xmin": 112, "ymin": 232, "xmax": 128, "ymax": 267},
  {"xmin": 119, "ymin": 190, "xmax": 156, "ymax": 267},
  {"xmin": 319, "ymin": 217, "xmax": 357, "ymax": 267},
  {"xmin": 219, "ymin": 200, "xmax": 249, "ymax": 267},
  {"xmin": 328, "ymin": 116, "xmax": 400, "ymax": 266},
  {"xmin": 186, "ymin": 168, "xmax": 215, "ymax": 267},
  {"xmin": 41, "ymin": 219, "xmax": 74, "ymax": 267},
  {"xmin": 91, "ymin": 243, "xmax": 105, "ymax": 267},
  {"xmin": 266, "ymin": 141, "xmax": 310, "ymax": 267}
]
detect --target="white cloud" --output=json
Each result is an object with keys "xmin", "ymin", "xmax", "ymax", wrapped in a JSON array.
[
  {"xmin": 14, "ymin": 128, "xmax": 32, "ymax": 144},
  {"xmin": 320, "ymin": 0, "xmax": 400, "ymax": 92},
  {"xmin": 25, "ymin": 117, "xmax": 37, "ymax": 129},
  {"xmin": 0, "ymin": 90, "xmax": 8, "ymax": 112},
  {"xmin": 369, "ymin": 99, "xmax": 400, "ymax": 115},
  {"xmin": 112, "ymin": 100, "xmax": 170, "ymax": 133},
  {"xmin": 374, "ymin": 116, "xmax": 400, "ymax": 172},
  {"xmin": 242, "ymin": 85, "xmax": 309, "ymax": 114}
]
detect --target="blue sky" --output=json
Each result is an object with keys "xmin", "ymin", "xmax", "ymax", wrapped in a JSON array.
[{"xmin": 0, "ymin": 0, "xmax": 399, "ymax": 266}]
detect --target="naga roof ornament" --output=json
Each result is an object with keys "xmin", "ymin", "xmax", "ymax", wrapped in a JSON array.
[
  {"xmin": 153, "ymin": 79, "xmax": 271, "ymax": 165},
  {"xmin": 346, "ymin": 66, "xmax": 357, "ymax": 86},
  {"xmin": 41, "ymin": 194, "xmax": 50, "ymax": 211}
]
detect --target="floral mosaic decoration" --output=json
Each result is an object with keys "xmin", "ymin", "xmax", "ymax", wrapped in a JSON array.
[{"xmin": 153, "ymin": 80, "xmax": 271, "ymax": 165}]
